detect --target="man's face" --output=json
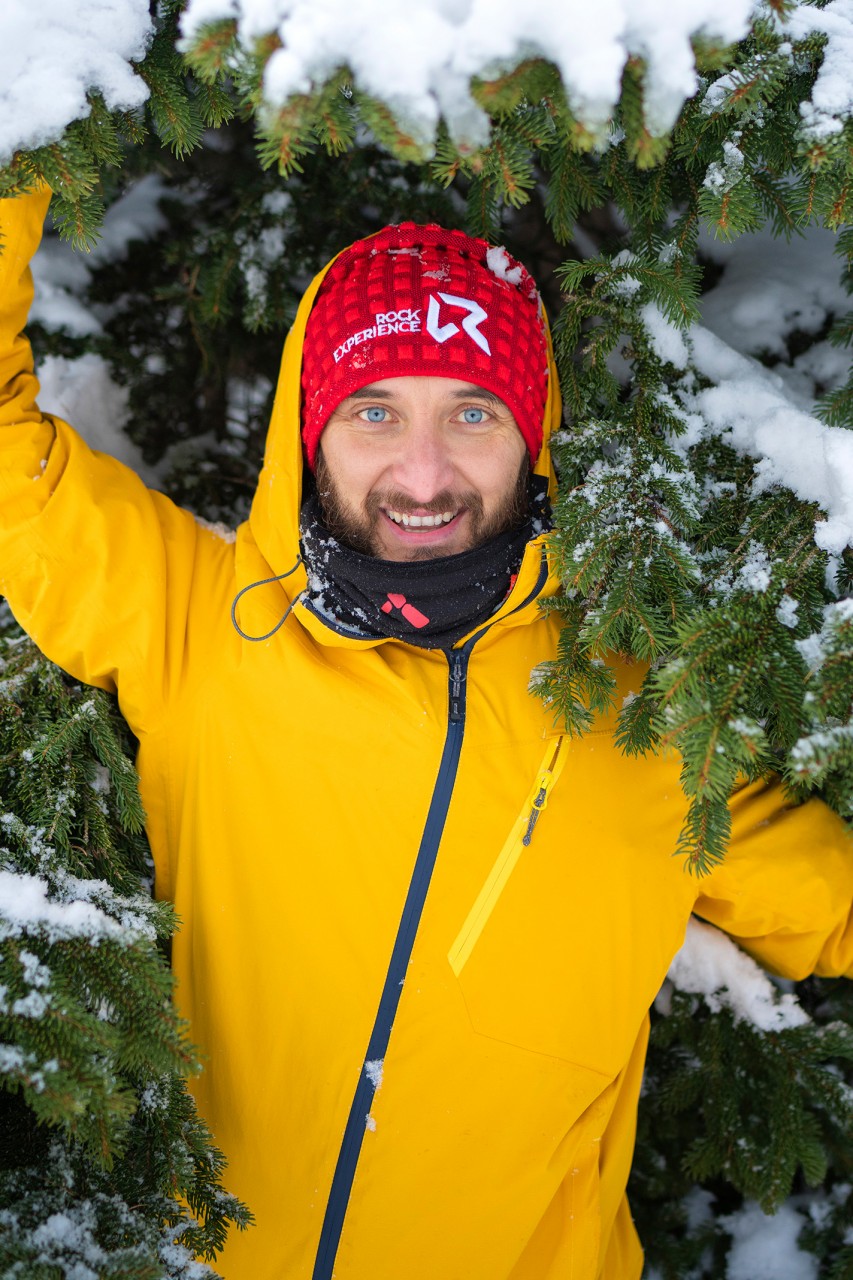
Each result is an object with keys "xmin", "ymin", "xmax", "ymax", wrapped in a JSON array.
[{"xmin": 315, "ymin": 377, "xmax": 530, "ymax": 562}]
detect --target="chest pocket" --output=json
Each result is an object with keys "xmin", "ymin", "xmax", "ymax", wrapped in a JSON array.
[
  {"xmin": 448, "ymin": 731, "xmax": 647, "ymax": 1073},
  {"xmin": 448, "ymin": 734, "xmax": 616, "ymax": 1067},
  {"xmin": 449, "ymin": 735, "xmax": 569, "ymax": 977}
]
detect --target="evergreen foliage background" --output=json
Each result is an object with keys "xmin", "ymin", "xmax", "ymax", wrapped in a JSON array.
[{"xmin": 1, "ymin": 0, "xmax": 852, "ymax": 1273}]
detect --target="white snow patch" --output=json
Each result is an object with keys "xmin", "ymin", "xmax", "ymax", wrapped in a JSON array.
[
  {"xmin": 685, "ymin": 326, "xmax": 853, "ymax": 555},
  {"xmin": 34, "ymin": 353, "xmax": 157, "ymax": 481},
  {"xmin": 641, "ymin": 301, "xmax": 689, "ymax": 369},
  {"xmin": 87, "ymin": 174, "xmax": 171, "ymax": 263},
  {"xmin": 723, "ymin": 1201, "xmax": 817, "ymax": 1280},
  {"xmin": 364, "ymin": 1058, "xmax": 384, "ymax": 1089},
  {"xmin": 697, "ymin": 223, "xmax": 848, "ymax": 365},
  {"xmin": 27, "ymin": 177, "xmax": 170, "ymax": 482},
  {"xmin": 783, "ymin": 0, "xmax": 853, "ymax": 143},
  {"xmin": 703, "ymin": 138, "xmax": 745, "ymax": 195},
  {"xmin": 486, "ymin": 245, "xmax": 524, "ymax": 288},
  {"xmin": 0, "ymin": 871, "xmax": 156, "ymax": 944},
  {"xmin": 667, "ymin": 917, "xmax": 810, "ymax": 1032},
  {"xmin": 180, "ymin": 0, "xmax": 755, "ymax": 146},
  {"xmin": 795, "ymin": 599, "xmax": 853, "ymax": 672},
  {"xmin": 776, "ymin": 596, "xmax": 799, "ymax": 629},
  {"xmin": 31, "ymin": 176, "xmax": 170, "ymax": 339},
  {"xmin": 0, "ymin": 0, "xmax": 152, "ymax": 161}
]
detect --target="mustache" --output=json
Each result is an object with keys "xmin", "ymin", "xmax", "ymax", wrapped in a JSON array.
[{"xmin": 365, "ymin": 489, "xmax": 484, "ymax": 520}]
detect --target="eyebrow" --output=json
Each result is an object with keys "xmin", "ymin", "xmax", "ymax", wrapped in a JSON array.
[{"xmin": 343, "ymin": 384, "xmax": 508, "ymax": 408}]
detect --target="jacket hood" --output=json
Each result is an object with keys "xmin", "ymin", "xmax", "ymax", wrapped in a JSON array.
[{"xmin": 245, "ymin": 230, "xmax": 563, "ymax": 647}]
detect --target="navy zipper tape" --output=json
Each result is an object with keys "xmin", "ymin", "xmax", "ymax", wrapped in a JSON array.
[
  {"xmin": 311, "ymin": 548, "xmax": 549, "ymax": 1279},
  {"xmin": 312, "ymin": 648, "xmax": 470, "ymax": 1280}
]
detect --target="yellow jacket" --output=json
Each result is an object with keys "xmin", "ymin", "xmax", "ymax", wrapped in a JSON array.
[{"xmin": 1, "ymin": 188, "xmax": 852, "ymax": 1280}]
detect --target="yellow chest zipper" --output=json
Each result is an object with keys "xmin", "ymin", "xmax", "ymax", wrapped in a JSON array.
[{"xmin": 449, "ymin": 735, "xmax": 568, "ymax": 977}]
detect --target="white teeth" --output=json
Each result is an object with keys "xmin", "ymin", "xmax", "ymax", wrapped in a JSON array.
[{"xmin": 386, "ymin": 509, "xmax": 457, "ymax": 528}]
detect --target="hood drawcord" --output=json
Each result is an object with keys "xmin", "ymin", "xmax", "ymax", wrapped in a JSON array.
[{"xmin": 230, "ymin": 556, "xmax": 303, "ymax": 642}]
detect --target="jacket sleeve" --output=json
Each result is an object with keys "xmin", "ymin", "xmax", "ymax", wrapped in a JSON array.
[
  {"xmin": 693, "ymin": 777, "xmax": 853, "ymax": 980},
  {"xmin": 0, "ymin": 187, "xmax": 210, "ymax": 735}
]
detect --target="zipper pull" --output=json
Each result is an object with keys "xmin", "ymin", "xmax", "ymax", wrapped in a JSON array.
[
  {"xmin": 521, "ymin": 770, "xmax": 554, "ymax": 846},
  {"xmin": 448, "ymin": 652, "xmax": 466, "ymax": 722}
]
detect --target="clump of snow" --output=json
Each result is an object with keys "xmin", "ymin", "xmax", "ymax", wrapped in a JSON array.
[
  {"xmin": 680, "ymin": 327, "xmax": 853, "ymax": 556},
  {"xmin": 158, "ymin": 1238, "xmax": 214, "ymax": 1279},
  {"xmin": 237, "ymin": 222, "xmax": 287, "ymax": 311},
  {"xmin": 704, "ymin": 138, "xmax": 746, "ymax": 195},
  {"xmin": 641, "ymin": 301, "xmax": 689, "ymax": 369},
  {"xmin": 0, "ymin": 0, "xmax": 152, "ymax": 162},
  {"xmin": 667, "ymin": 918, "xmax": 810, "ymax": 1032},
  {"xmin": 89, "ymin": 764, "xmax": 111, "ymax": 797},
  {"xmin": 18, "ymin": 949, "xmax": 51, "ymax": 990},
  {"xmin": 30, "ymin": 1208, "xmax": 109, "ymax": 1278},
  {"xmin": 609, "ymin": 249, "xmax": 642, "ymax": 298},
  {"xmin": 364, "ymin": 1057, "xmax": 384, "ymax": 1089},
  {"xmin": 795, "ymin": 599, "xmax": 853, "ymax": 673},
  {"xmin": 486, "ymin": 245, "xmax": 524, "ymax": 288},
  {"xmin": 180, "ymin": 0, "xmax": 756, "ymax": 147},
  {"xmin": 782, "ymin": 0, "xmax": 853, "ymax": 143},
  {"xmin": 723, "ymin": 1201, "xmax": 818, "ymax": 1280},
  {"xmin": 776, "ymin": 596, "xmax": 799, "ymax": 628},
  {"xmin": 734, "ymin": 543, "xmax": 772, "ymax": 595},
  {"xmin": 789, "ymin": 723, "xmax": 853, "ymax": 778},
  {"xmin": 0, "ymin": 870, "xmax": 157, "ymax": 944},
  {"xmin": 648, "ymin": 217, "xmax": 853, "ymax": 562}
]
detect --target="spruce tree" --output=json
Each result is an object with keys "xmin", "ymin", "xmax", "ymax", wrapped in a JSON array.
[{"xmin": 1, "ymin": 0, "xmax": 852, "ymax": 1272}]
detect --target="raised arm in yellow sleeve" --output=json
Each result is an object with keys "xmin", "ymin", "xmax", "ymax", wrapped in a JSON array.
[
  {"xmin": 696, "ymin": 776, "xmax": 853, "ymax": 980},
  {"xmin": 0, "ymin": 187, "xmax": 225, "ymax": 735},
  {"xmin": 0, "ymin": 186, "xmax": 56, "ymax": 521}
]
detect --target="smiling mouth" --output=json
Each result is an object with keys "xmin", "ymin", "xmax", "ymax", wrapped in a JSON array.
[{"xmin": 384, "ymin": 509, "xmax": 460, "ymax": 529}]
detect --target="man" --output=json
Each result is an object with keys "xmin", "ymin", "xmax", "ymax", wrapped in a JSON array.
[{"xmin": 1, "ymin": 189, "xmax": 851, "ymax": 1280}]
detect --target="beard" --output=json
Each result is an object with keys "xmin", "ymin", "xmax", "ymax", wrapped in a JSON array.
[{"xmin": 313, "ymin": 452, "xmax": 531, "ymax": 562}]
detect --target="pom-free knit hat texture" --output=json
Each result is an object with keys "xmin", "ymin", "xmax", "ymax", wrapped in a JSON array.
[{"xmin": 300, "ymin": 223, "xmax": 549, "ymax": 468}]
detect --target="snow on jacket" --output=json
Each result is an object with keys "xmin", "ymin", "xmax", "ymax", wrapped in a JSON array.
[{"xmin": 1, "ymin": 188, "xmax": 852, "ymax": 1280}]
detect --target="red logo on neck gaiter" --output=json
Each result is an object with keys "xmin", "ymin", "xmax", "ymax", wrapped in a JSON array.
[{"xmin": 381, "ymin": 593, "xmax": 430, "ymax": 629}]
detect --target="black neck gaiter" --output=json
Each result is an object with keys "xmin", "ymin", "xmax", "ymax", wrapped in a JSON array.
[{"xmin": 299, "ymin": 478, "xmax": 551, "ymax": 649}]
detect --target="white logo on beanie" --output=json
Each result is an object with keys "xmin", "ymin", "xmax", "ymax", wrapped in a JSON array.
[
  {"xmin": 333, "ymin": 308, "xmax": 422, "ymax": 363},
  {"xmin": 426, "ymin": 293, "xmax": 491, "ymax": 356}
]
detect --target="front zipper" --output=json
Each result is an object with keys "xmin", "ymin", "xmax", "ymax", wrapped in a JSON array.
[
  {"xmin": 312, "ymin": 646, "xmax": 471, "ymax": 1280},
  {"xmin": 311, "ymin": 547, "xmax": 550, "ymax": 1279},
  {"xmin": 448, "ymin": 735, "xmax": 568, "ymax": 978}
]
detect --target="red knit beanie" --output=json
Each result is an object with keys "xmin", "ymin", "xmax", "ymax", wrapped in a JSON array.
[{"xmin": 300, "ymin": 223, "xmax": 548, "ymax": 469}]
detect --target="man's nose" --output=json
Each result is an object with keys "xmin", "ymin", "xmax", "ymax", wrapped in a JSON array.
[{"xmin": 390, "ymin": 420, "xmax": 455, "ymax": 501}]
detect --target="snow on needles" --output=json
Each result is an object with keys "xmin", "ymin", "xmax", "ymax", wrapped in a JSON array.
[
  {"xmin": 180, "ymin": 0, "xmax": 756, "ymax": 146},
  {"xmin": 783, "ymin": 0, "xmax": 853, "ymax": 141},
  {"xmin": 5, "ymin": 0, "xmax": 852, "ymax": 160},
  {"xmin": 686, "ymin": 327, "xmax": 853, "ymax": 557},
  {"xmin": 639, "ymin": 223, "xmax": 853, "ymax": 559},
  {"xmin": 0, "ymin": 869, "xmax": 157, "ymax": 945},
  {"xmin": 0, "ymin": 0, "xmax": 152, "ymax": 163}
]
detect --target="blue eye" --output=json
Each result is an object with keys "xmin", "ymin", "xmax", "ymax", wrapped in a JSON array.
[
  {"xmin": 461, "ymin": 407, "xmax": 486, "ymax": 424},
  {"xmin": 363, "ymin": 406, "xmax": 388, "ymax": 422}
]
